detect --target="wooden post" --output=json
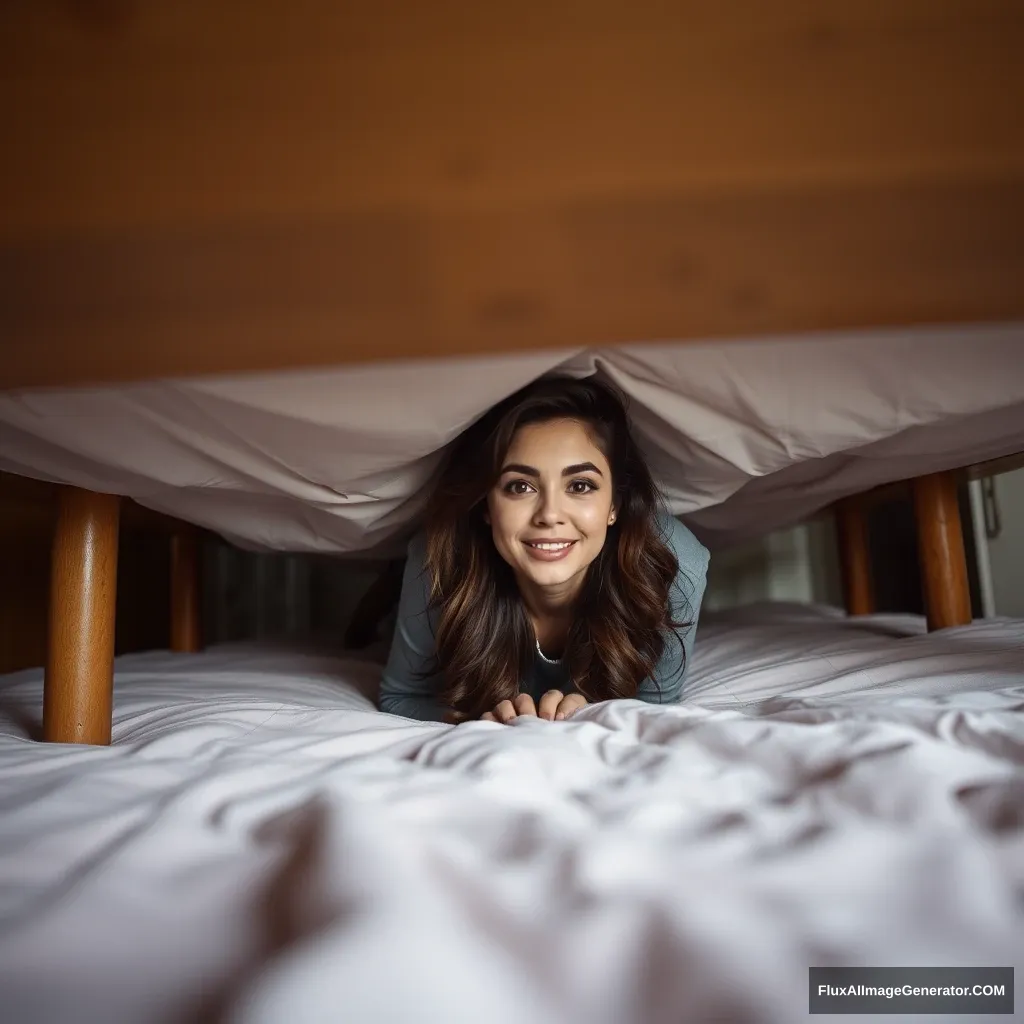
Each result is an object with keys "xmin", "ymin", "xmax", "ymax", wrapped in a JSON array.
[
  {"xmin": 912, "ymin": 471, "xmax": 972, "ymax": 631},
  {"xmin": 836, "ymin": 496, "xmax": 874, "ymax": 615},
  {"xmin": 43, "ymin": 487, "xmax": 120, "ymax": 745},
  {"xmin": 170, "ymin": 526, "xmax": 203, "ymax": 653}
]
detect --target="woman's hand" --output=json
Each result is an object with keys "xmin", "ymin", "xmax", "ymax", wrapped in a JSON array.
[
  {"xmin": 481, "ymin": 694, "xmax": 537, "ymax": 723},
  {"xmin": 479, "ymin": 691, "xmax": 587, "ymax": 723},
  {"xmin": 538, "ymin": 689, "xmax": 587, "ymax": 721}
]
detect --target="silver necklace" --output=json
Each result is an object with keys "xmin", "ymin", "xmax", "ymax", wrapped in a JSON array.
[{"xmin": 535, "ymin": 636, "xmax": 562, "ymax": 665}]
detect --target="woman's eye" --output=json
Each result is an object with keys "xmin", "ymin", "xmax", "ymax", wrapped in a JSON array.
[
  {"xmin": 568, "ymin": 479, "xmax": 597, "ymax": 494},
  {"xmin": 503, "ymin": 479, "xmax": 596, "ymax": 495}
]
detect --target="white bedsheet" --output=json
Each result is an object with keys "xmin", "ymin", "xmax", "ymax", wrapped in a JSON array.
[
  {"xmin": 0, "ymin": 607, "xmax": 1021, "ymax": 1023},
  {"xmin": 2, "ymin": 323, "xmax": 1024, "ymax": 553}
]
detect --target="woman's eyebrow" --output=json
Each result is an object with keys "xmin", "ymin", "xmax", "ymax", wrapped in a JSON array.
[
  {"xmin": 500, "ymin": 461, "xmax": 603, "ymax": 477},
  {"xmin": 562, "ymin": 462, "xmax": 603, "ymax": 477}
]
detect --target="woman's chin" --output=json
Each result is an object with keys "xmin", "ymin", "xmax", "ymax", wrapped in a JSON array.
[{"xmin": 519, "ymin": 559, "xmax": 583, "ymax": 589}]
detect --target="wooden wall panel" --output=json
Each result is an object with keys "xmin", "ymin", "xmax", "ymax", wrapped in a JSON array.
[{"xmin": 0, "ymin": 1, "xmax": 1022, "ymax": 389}]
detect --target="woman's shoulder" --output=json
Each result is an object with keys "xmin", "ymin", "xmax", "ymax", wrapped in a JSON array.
[{"xmin": 655, "ymin": 509, "xmax": 710, "ymax": 575}]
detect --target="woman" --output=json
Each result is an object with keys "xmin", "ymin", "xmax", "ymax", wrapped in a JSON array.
[{"xmin": 378, "ymin": 375, "xmax": 709, "ymax": 724}]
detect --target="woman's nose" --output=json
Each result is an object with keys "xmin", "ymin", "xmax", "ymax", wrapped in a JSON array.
[{"xmin": 533, "ymin": 489, "xmax": 565, "ymax": 524}]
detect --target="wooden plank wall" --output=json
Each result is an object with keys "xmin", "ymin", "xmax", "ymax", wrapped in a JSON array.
[{"xmin": 1, "ymin": 1, "xmax": 1022, "ymax": 389}]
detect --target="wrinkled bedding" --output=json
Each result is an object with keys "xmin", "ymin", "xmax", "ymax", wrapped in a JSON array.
[
  {"xmin": 2, "ymin": 324, "xmax": 1023, "ymax": 554},
  {"xmin": 0, "ymin": 605, "xmax": 1021, "ymax": 1023}
]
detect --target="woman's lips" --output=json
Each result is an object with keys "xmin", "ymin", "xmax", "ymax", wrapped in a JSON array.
[{"xmin": 523, "ymin": 540, "xmax": 577, "ymax": 562}]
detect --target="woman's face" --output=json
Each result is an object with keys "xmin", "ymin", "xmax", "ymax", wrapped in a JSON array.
[{"xmin": 485, "ymin": 417, "xmax": 616, "ymax": 597}]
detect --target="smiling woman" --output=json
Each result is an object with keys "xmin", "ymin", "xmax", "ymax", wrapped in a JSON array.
[{"xmin": 377, "ymin": 376, "xmax": 710, "ymax": 723}]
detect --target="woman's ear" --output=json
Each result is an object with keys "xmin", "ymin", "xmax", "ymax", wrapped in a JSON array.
[{"xmin": 608, "ymin": 508, "xmax": 617, "ymax": 525}]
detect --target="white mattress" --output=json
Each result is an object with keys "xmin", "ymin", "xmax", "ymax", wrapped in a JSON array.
[
  {"xmin": 2, "ymin": 323, "xmax": 1023, "ymax": 553},
  {"xmin": 0, "ymin": 606, "xmax": 1021, "ymax": 1023}
]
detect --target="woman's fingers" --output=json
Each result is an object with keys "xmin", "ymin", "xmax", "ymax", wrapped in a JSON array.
[
  {"xmin": 555, "ymin": 694, "xmax": 588, "ymax": 720},
  {"xmin": 538, "ymin": 690, "xmax": 564, "ymax": 721},
  {"xmin": 482, "ymin": 694, "xmax": 568, "ymax": 724},
  {"xmin": 494, "ymin": 699, "xmax": 518, "ymax": 724},
  {"xmin": 513, "ymin": 694, "xmax": 538, "ymax": 717}
]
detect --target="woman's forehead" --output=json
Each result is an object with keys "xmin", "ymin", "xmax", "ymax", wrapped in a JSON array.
[{"xmin": 506, "ymin": 418, "xmax": 608, "ymax": 464}]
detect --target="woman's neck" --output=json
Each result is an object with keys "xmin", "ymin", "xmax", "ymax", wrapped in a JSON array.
[
  {"xmin": 520, "ymin": 584, "xmax": 576, "ymax": 660},
  {"xmin": 515, "ymin": 572, "xmax": 582, "ymax": 620}
]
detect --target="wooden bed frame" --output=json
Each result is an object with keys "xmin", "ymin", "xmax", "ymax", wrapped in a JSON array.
[{"xmin": 2, "ymin": 2, "xmax": 1020, "ymax": 744}]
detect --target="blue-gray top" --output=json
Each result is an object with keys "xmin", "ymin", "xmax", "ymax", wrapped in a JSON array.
[{"xmin": 378, "ymin": 511, "xmax": 710, "ymax": 721}]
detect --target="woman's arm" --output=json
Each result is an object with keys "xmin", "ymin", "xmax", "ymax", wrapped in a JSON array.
[
  {"xmin": 378, "ymin": 532, "xmax": 451, "ymax": 722},
  {"xmin": 637, "ymin": 514, "xmax": 710, "ymax": 705}
]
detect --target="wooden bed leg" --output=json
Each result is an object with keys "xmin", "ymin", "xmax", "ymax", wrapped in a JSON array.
[
  {"xmin": 43, "ymin": 487, "xmax": 120, "ymax": 745},
  {"xmin": 912, "ymin": 471, "xmax": 972, "ymax": 631},
  {"xmin": 836, "ymin": 497, "xmax": 874, "ymax": 615},
  {"xmin": 170, "ymin": 526, "xmax": 203, "ymax": 653}
]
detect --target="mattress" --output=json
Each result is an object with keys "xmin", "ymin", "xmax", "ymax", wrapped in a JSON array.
[
  {"xmin": 1, "ymin": 323, "xmax": 1023, "ymax": 554},
  {"xmin": 0, "ymin": 605, "xmax": 1021, "ymax": 1023}
]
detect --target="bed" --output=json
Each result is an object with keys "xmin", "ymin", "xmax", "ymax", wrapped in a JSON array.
[
  {"xmin": 3, "ymin": 327, "xmax": 1022, "ymax": 745},
  {"xmin": 2, "ymin": 2, "xmax": 1023, "ymax": 1020},
  {"xmin": 0, "ymin": 607, "xmax": 1021, "ymax": 1023}
]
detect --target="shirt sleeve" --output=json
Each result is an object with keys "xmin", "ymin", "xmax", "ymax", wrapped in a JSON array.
[
  {"xmin": 377, "ymin": 532, "xmax": 450, "ymax": 722},
  {"xmin": 636, "ymin": 512, "xmax": 710, "ymax": 706}
]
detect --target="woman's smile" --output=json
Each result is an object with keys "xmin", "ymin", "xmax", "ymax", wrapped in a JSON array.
[{"xmin": 522, "ymin": 538, "xmax": 578, "ymax": 561}]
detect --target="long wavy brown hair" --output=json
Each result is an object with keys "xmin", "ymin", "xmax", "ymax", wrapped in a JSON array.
[{"xmin": 422, "ymin": 375, "xmax": 692, "ymax": 720}]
